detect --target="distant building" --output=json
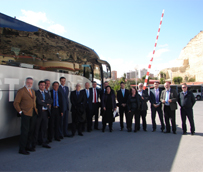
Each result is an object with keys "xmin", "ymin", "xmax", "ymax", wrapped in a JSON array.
[
  {"xmin": 111, "ymin": 70, "xmax": 117, "ymax": 80},
  {"xmin": 139, "ymin": 68, "xmax": 147, "ymax": 78},
  {"xmin": 127, "ymin": 68, "xmax": 148, "ymax": 79}
]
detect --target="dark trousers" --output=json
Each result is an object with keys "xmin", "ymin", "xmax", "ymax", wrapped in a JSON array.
[
  {"xmin": 34, "ymin": 110, "xmax": 48, "ymax": 147},
  {"xmin": 19, "ymin": 110, "xmax": 37, "ymax": 151},
  {"xmin": 164, "ymin": 105, "xmax": 176, "ymax": 132},
  {"xmin": 151, "ymin": 105, "xmax": 165, "ymax": 130},
  {"xmin": 127, "ymin": 111, "xmax": 139, "ymax": 131},
  {"xmin": 72, "ymin": 122, "xmax": 82, "ymax": 135},
  {"xmin": 59, "ymin": 109, "xmax": 69, "ymax": 137},
  {"xmin": 48, "ymin": 108, "xmax": 60, "ymax": 140},
  {"xmin": 180, "ymin": 107, "xmax": 195, "ymax": 133},
  {"xmin": 85, "ymin": 105, "xmax": 93, "ymax": 131},
  {"xmin": 119, "ymin": 106, "xmax": 128, "ymax": 129},
  {"xmin": 92, "ymin": 103, "xmax": 99, "ymax": 128},
  {"xmin": 138, "ymin": 110, "xmax": 147, "ymax": 130},
  {"xmin": 102, "ymin": 122, "xmax": 112, "ymax": 131}
]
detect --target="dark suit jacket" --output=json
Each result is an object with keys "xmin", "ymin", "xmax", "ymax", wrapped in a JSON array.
[
  {"xmin": 58, "ymin": 85, "xmax": 69, "ymax": 112},
  {"xmin": 160, "ymin": 88, "xmax": 177, "ymax": 111},
  {"xmin": 70, "ymin": 90, "xmax": 87, "ymax": 122},
  {"xmin": 50, "ymin": 90, "xmax": 64, "ymax": 114},
  {"xmin": 127, "ymin": 94, "xmax": 141, "ymax": 111},
  {"xmin": 35, "ymin": 90, "xmax": 52, "ymax": 116},
  {"xmin": 178, "ymin": 91, "xmax": 196, "ymax": 108},
  {"xmin": 150, "ymin": 88, "xmax": 163, "ymax": 108},
  {"xmin": 100, "ymin": 88, "xmax": 115, "ymax": 104},
  {"xmin": 139, "ymin": 90, "xmax": 149, "ymax": 111},
  {"xmin": 117, "ymin": 89, "xmax": 129, "ymax": 107},
  {"xmin": 82, "ymin": 88, "xmax": 93, "ymax": 110},
  {"xmin": 91, "ymin": 87, "xmax": 100, "ymax": 103},
  {"xmin": 102, "ymin": 93, "xmax": 116, "ymax": 110}
]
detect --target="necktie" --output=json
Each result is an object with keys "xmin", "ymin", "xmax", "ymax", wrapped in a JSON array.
[
  {"xmin": 42, "ymin": 91, "xmax": 45, "ymax": 100},
  {"xmin": 86, "ymin": 90, "xmax": 89, "ymax": 98},
  {"xmin": 63, "ymin": 86, "xmax": 66, "ymax": 93},
  {"xmin": 94, "ymin": 88, "xmax": 96, "ymax": 103},
  {"xmin": 156, "ymin": 90, "xmax": 159, "ymax": 103},
  {"xmin": 165, "ymin": 90, "xmax": 169, "ymax": 104},
  {"xmin": 28, "ymin": 89, "xmax": 32, "ymax": 97},
  {"xmin": 55, "ymin": 91, "xmax": 57, "ymax": 106},
  {"xmin": 122, "ymin": 90, "xmax": 125, "ymax": 97},
  {"xmin": 77, "ymin": 91, "xmax": 79, "ymax": 98}
]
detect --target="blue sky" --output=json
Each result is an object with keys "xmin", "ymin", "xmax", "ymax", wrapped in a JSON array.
[{"xmin": 1, "ymin": 0, "xmax": 203, "ymax": 77}]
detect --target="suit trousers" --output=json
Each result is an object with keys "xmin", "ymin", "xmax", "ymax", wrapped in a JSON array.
[
  {"xmin": 19, "ymin": 110, "xmax": 37, "ymax": 151},
  {"xmin": 34, "ymin": 110, "xmax": 48, "ymax": 147},
  {"xmin": 151, "ymin": 105, "xmax": 165, "ymax": 130},
  {"xmin": 72, "ymin": 122, "xmax": 82, "ymax": 135},
  {"xmin": 180, "ymin": 107, "xmax": 195, "ymax": 133},
  {"xmin": 48, "ymin": 108, "xmax": 60, "ymax": 140},
  {"xmin": 85, "ymin": 105, "xmax": 92, "ymax": 131},
  {"xmin": 138, "ymin": 110, "xmax": 147, "ymax": 130},
  {"xmin": 59, "ymin": 109, "xmax": 69, "ymax": 137},
  {"xmin": 119, "ymin": 106, "xmax": 128, "ymax": 129},
  {"xmin": 126, "ymin": 111, "xmax": 139, "ymax": 131},
  {"xmin": 164, "ymin": 105, "xmax": 176, "ymax": 132},
  {"xmin": 92, "ymin": 103, "xmax": 99, "ymax": 128}
]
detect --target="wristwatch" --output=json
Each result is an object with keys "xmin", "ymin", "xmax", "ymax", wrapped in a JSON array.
[{"xmin": 19, "ymin": 111, "xmax": 22, "ymax": 114}]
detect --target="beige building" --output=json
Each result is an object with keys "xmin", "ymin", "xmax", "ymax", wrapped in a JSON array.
[
  {"xmin": 111, "ymin": 70, "xmax": 117, "ymax": 80},
  {"xmin": 160, "ymin": 31, "xmax": 203, "ymax": 82}
]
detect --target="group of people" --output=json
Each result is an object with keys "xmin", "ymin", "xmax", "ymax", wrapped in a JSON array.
[{"xmin": 13, "ymin": 77, "xmax": 196, "ymax": 155}]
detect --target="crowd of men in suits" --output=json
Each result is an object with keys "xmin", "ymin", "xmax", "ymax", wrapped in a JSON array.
[{"xmin": 13, "ymin": 77, "xmax": 196, "ymax": 155}]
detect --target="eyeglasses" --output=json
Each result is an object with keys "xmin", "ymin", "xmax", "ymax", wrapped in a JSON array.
[{"xmin": 182, "ymin": 87, "xmax": 186, "ymax": 88}]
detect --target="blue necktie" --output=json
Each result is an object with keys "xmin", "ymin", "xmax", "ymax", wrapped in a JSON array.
[
  {"xmin": 165, "ymin": 90, "xmax": 169, "ymax": 105},
  {"xmin": 42, "ymin": 91, "xmax": 45, "ymax": 100},
  {"xmin": 86, "ymin": 90, "xmax": 89, "ymax": 98},
  {"xmin": 155, "ymin": 90, "xmax": 159, "ymax": 103},
  {"xmin": 122, "ymin": 90, "xmax": 124, "ymax": 97},
  {"xmin": 77, "ymin": 91, "xmax": 79, "ymax": 98},
  {"xmin": 63, "ymin": 86, "xmax": 66, "ymax": 93}
]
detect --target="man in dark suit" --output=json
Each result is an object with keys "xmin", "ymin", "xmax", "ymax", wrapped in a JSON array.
[
  {"xmin": 48, "ymin": 81, "xmax": 63, "ymax": 142},
  {"xmin": 34, "ymin": 81, "xmax": 52, "ymax": 149},
  {"xmin": 92, "ymin": 81, "xmax": 100, "ymax": 130},
  {"xmin": 150, "ymin": 81, "xmax": 165, "ymax": 132},
  {"xmin": 160, "ymin": 82, "xmax": 178, "ymax": 134},
  {"xmin": 137, "ymin": 83, "xmax": 149, "ymax": 131},
  {"xmin": 70, "ymin": 83, "xmax": 87, "ymax": 136},
  {"xmin": 82, "ymin": 82, "xmax": 93, "ymax": 132},
  {"xmin": 58, "ymin": 77, "xmax": 70, "ymax": 138},
  {"xmin": 178, "ymin": 83, "xmax": 196, "ymax": 135},
  {"xmin": 117, "ymin": 82, "xmax": 129, "ymax": 131}
]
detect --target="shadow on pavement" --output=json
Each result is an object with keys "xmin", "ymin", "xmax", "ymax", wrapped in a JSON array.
[{"xmin": 0, "ymin": 121, "xmax": 187, "ymax": 171}]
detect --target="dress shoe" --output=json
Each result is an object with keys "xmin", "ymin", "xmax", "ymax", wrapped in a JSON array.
[
  {"xmin": 183, "ymin": 132, "xmax": 187, "ymax": 135},
  {"xmin": 143, "ymin": 129, "xmax": 147, "ymax": 132},
  {"xmin": 164, "ymin": 131, "xmax": 170, "ymax": 133},
  {"xmin": 120, "ymin": 128, "xmax": 123, "ymax": 131},
  {"xmin": 59, "ymin": 136, "xmax": 64, "ymax": 139},
  {"xmin": 161, "ymin": 129, "xmax": 164, "ymax": 132},
  {"xmin": 19, "ymin": 150, "xmax": 30, "ymax": 155},
  {"xmin": 26, "ymin": 147, "xmax": 35, "ymax": 152},
  {"xmin": 64, "ymin": 134, "xmax": 73, "ymax": 137},
  {"xmin": 48, "ymin": 139, "xmax": 52, "ymax": 143},
  {"xmin": 94, "ymin": 127, "xmax": 100, "ymax": 130},
  {"xmin": 128, "ymin": 129, "xmax": 132, "ymax": 132},
  {"xmin": 173, "ymin": 131, "xmax": 177, "ymax": 134},
  {"xmin": 42, "ymin": 144, "xmax": 51, "ymax": 148},
  {"xmin": 152, "ymin": 129, "xmax": 156, "ymax": 132},
  {"xmin": 109, "ymin": 129, "xmax": 112, "ymax": 132},
  {"xmin": 191, "ymin": 132, "xmax": 195, "ymax": 135},
  {"xmin": 78, "ymin": 133, "xmax": 83, "ymax": 136},
  {"xmin": 55, "ymin": 138, "xmax": 61, "ymax": 141},
  {"xmin": 134, "ymin": 130, "xmax": 137, "ymax": 133}
]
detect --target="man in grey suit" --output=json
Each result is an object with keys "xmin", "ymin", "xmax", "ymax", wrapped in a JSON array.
[
  {"xmin": 150, "ymin": 81, "xmax": 165, "ymax": 132},
  {"xmin": 160, "ymin": 82, "xmax": 178, "ymax": 134},
  {"xmin": 58, "ymin": 76, "xmax": 71, "ymax": 138}
]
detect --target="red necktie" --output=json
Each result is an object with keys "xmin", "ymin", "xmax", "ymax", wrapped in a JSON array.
[{"xmin": 94, "ymin": 88, "xmax": 96, "ymax": 103}]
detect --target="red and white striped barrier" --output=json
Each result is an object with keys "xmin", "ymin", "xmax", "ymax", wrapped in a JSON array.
[{"xmin": 143, "ymin": 9, "xmax": 165, "ymax": 90}]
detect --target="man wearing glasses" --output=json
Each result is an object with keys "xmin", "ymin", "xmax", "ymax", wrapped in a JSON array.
[{"xmin": 177, "ymin": 83, "xmax": 196, "ymax": 135}]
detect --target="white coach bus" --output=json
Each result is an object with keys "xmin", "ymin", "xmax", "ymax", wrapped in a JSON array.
[{"xmin": 0, "ymin": 13, "xmax": 111, "ymax": 139}]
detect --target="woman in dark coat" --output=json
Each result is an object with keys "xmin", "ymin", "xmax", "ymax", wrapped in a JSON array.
[
  {"xmin": 126, "ymin": 87, "xmax": 141, "ymax": 132},
  {"xmin": 102, "ymin": 86, "xmax": 116, "ymax": 132}
]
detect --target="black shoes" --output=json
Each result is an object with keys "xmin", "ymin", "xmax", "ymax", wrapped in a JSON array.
[
  {"xmin": 152, "ymin": 129, "xmax": 156, "ymax": 132},
  {"xmin": 78, "ymin": 133, "xmax": 83, "ymax": 136},
  {"xmin": 173, "ymin": 131, "xmax": 177, "ymax": 134},
  {"xmin": 26, "ymin": 147, "xmax": 35, "ymax": 152},
  {"xmin": 59, "ymin": 136, "xmax": 64, "ymax": 139},
  {"xmin": 42, "ymin": 144, "xmax": 51, "ymax": 149},
  {"xmin": 64, "ymin": 134, "xmax": 73, "ymax": 137},
  {"xmin": 94, "ymin": 127, "xmax": 100, "ymax": 130},
  {"xmin": 120, "ymin": 128, "xmax": 123, "ymax": 131},
  {"xmin": 183, "ymin": 132, "xmax": 187, "ymax": 135},
  {"xmin": 19, "ymin": 150, "xmax": 30, "ymax": 155},
  {"xmin": 143, "ymin": 129, "xmax": 147, "ymax": 132},
  {"xmin": 164, "ymin": 131, "xmax": 170, "ymax": 133},
  {"xmin": 128, "ymin": 129, "xmax": 132, "ymax": 132},
  {"xmin": 55, "ymin": 138, "xmax": 61, "ymax": 141}
]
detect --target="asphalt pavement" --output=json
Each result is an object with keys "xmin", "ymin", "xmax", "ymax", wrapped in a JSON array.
[{"xmin": 0, "ymin": 101, "xmax": 203, "ymax": 172}]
